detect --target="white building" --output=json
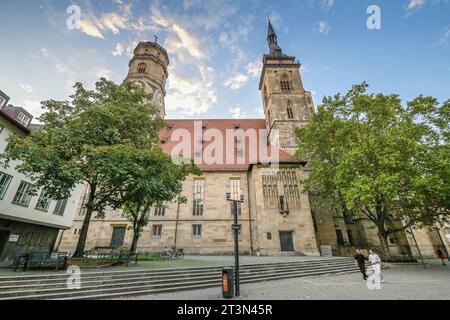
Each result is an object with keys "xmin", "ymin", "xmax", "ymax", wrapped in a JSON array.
[{"xmin": 0, "ymin": 105, "xmax": 83, "ymax": 260}]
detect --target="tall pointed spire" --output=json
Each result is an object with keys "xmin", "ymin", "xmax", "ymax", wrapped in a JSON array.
[{"xmin": 267, "ymin": 19, "xmax": 283, "ymax": 56}]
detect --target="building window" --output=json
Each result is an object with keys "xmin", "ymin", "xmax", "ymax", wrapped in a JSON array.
[
  {"xmin": 154, "ymin": 206, "xmax": 166, "ymax": 216},
  {"xmin": 0, "ymin": 171, "xmax": 13, "ymax": 200},
  {"xmin": 152, "ymin": 225, "xmax": 162, "ymax": 237},
  {"xmin": 279, "ymin": 195, "xmax": 288, "ymax": 212},
  {"xmin": 12, "ymin": 181, "xmax": 34, "ymax": 206},
  {"xmin": 39, "ymin": 233, "xmax": 48, "ymax": 247},
  {"xmin": 35, "ymin": 190, "xmax": 51, "ymax": 211},
  {"xmin": 287, "ymin": 101, "xmax": 294, "ymax": 119},
  {"xmin": 193, "ymin": 179, "xmax": 204, "ymax": 216},
  {"xmin": 0, "ymin": 124, "xmax": 4, "ymax": 134},
  {"xmin": 192, "ymin": 224, "xmax": 202, "ymax": 237},
  {"xmin": 262, "ymin": 169, "xmax": 301, "ymax": 211},
  {"xmin": 0, "ymin": 96, "xmax": 5, "ymax": 107},
  {"xmin": 78, "ymin": 190, "xmax": 89, "ymax": 216},
  {"xmin": 280, "ymin": 74, "xmax": 292, "ymax": 93},
  {"xmin": 17, "ymin": 112, "xmax": 31, "ymax": 127},
  {"xmin": 53, "ymin": 198, "xmax": 68, "ymax": 216},
  {"xmin": 16, "ymin": 233, "xmax": 27, "ymax": 246},
  {"xmin": 263, "ymin": 85, "xmax": 269, "ymax": 106},
  {"xmin": 336, "ymin": 229, "xmax": 345, "ymax": 246},
  {"xmin": 137, "ymin": 63, "xmax": 146, "ymax": 73},
  {"xmin": 267, "ymin": 232, "xmax": 272, "ymax": 240}
]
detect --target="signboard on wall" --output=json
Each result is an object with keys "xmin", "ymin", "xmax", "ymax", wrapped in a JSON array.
[
  {"xmin": 320, "ymin": 245, "xmax": 333, "ymax": 257},
  {"xmin": 8, "ymin": 235, "xmax": 20, "ymax": 242}
]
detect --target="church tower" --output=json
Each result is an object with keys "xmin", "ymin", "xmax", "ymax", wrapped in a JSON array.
[
  {"xmin": 259, "ymin": 20, "xmax": 315, "ymax": 155},
  {"xmin": 124, "ymin": 41, "xmax": 170, "ymax": 118}
]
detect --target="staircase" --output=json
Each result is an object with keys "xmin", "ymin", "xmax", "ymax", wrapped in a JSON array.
[{"xmin": 0, "ymin": 257, "xmax": 358, "ymax": 300}]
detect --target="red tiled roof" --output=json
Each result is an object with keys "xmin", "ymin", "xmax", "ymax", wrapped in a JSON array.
[{"xmin": 160, "ymin": 119, "xmax": 297, "ymax": 172}]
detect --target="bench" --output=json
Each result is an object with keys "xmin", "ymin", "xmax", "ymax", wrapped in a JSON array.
[
  {"xmin": 13, "ymin": 252, "xmax": 69, "ymax": 271},
  {"xmin": 115, "ymin": 250, "xmax": 138, "ymax": 266}
]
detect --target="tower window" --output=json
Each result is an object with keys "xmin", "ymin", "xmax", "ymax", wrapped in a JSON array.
[
  {"xmin": 137, "ymin": 63, "xmax": 146, "ymax": 73},
  {"xmin": 263, "ymin": 85, "xmax": 269, "ymax": 106},
  {"xmin": 287, "ymin": 101, "xmax": 294, "ymax": 119},
  {"xmin": 280, "ymin": 75, "xmax": 292, "ymax": 93}
]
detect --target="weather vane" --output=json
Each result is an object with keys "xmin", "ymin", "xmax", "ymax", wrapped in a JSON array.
[{"xmin": 154, "ymin": 34, "xmax": 158, "ymax": 43}]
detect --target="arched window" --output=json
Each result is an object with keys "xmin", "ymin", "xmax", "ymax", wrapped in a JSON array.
[
  {"xmin": 137, "ymin": 63, "xmax": 146, "ymax": 74},
  {"xmin": 280, "ymin": 74, "xmax": 291, "ymax": 93},
  {"xmin": 287, "ymin": 101, "xmax": 294, "ymax": 119},
  {"xmin": 263, "ymin": 85, "xmax": 269, "ymax": 106}
]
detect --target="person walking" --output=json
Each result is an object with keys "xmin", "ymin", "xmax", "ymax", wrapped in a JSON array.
[
  {"xmin": 437, "ymin": 249, "xmax": 446, "ymax": 266},
  {"xmin": 369, "ymin": 249, "xmax": 384, "ymax": 283},
  {"xmin": 354, "ymin": 249, "xmax": 368, "ymax": 281}
]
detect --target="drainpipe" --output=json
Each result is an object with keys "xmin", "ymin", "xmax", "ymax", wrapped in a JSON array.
[{"xmin": 247, "ymin": 170, "xmax": 254, "ymax": 255}]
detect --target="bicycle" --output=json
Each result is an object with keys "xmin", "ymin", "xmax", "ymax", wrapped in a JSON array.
[{"xmin": 160, "ymin": 247, "xmax": 184, "ymax": 259}]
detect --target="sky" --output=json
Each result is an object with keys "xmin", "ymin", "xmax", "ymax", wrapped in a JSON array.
[{"xmin": 0, "ymin": 0, "xmax": 449, "ymax": 121}]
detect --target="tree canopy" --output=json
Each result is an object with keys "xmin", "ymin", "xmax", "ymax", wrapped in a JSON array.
[
  {"xmin": 0, "ymin": 78, "xmax": 169, "ymax": 257},
  {"xmin": 296, "ymin": 82, "xmax": 449, "ymax": 253}
]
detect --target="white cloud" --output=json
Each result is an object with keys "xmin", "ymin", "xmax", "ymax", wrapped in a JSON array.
[
  {"xmin": 76, "ymin": 0, "xmax": 134, "ymax": 39},
  {"xmin": 224, "ymin": 74, "xmax": 249, "ymax": 90},
  {"xmin": 437, "ymin": 26, "xmax": 450, "ymax": 45},
  {"xmin": 314, "ymin": 21, "xmax": 331, "ymax": 36},
  {"xmin": 246, "ymin": 59, "xmax": 262, "ymax": 78},
  {"xmin": 112, "ymin": 43, "xmax": 124, "ymax": 57},
  {"xmin": 406, "ymin": 0, "xmax": 427, "ymax": 10},
  {"xmin": 22, "ymin": 100, "xmax": 43, "ymax": 118},
  {"xmin": 321, "ymin": 0, "xmax": 335, "ymax": 10},
  {"xmin": 166, "ymin": 65, "xmax": 217, "ymax": 116},
  {"xmin": 229, "ymin": 106, "xmax": 249, "ymax": 119},
  {"xmin": 20, "ymin": 84, "xmax": 34, "ymax": 93},
  {"xmin": 79, "ymin": 15, "xmax": 104, "ymax": 39}
]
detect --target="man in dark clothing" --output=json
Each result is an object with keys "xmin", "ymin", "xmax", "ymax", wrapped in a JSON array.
[{"xmin": 354, "ymin": 249, "xmax": 368, "ymax": 281}]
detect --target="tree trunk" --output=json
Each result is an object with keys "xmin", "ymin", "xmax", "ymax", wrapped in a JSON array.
[
  {"xmin": 73, "ymin": 184, "xmax": 97, "ymax": 258},
  {"xmin": 130, "ymin": 232, "xmax": 140, "ymax": 255},
  {"xmin": 378, "ymin": 232, "xmax": 391, "ymax": 258}
]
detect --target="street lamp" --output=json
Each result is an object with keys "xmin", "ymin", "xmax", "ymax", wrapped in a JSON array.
[{"xmin": 226, "ymin": 184, "xmax": 244, "ymax": 297}]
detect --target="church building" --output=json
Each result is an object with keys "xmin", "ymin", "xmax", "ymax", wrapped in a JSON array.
[{"xmin": 57, "ymin": 22, "xmax": 450, "ymax": 258}]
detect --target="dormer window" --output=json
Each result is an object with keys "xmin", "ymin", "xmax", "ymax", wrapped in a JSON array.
[{"xmin": 17, "ymin": 112, "xmax": 31, "ymax": 127}]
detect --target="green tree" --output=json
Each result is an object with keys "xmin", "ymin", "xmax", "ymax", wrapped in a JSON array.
[
  {"xmin": 1, "ymin": 78, "xmax": 165, "ymax": 257},
  {"xmin": 105, "ymin": 147, "xmax": 200, "ymax": 254},
  {"xmin": 296, "ymin": 83, "xmax": 449, "ymax": 255}
]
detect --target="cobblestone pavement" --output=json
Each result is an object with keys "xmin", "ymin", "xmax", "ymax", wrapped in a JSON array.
[{"xmin": 116, "ymin": 261, "xmax": 450, "ymax": 300}]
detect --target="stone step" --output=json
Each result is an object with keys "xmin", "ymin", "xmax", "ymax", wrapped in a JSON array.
[
  {"xmin": 0, "ymin": 261, "xmax": 355, "ymax": 295},
  {"xmin": 0, "ymin": 265, "xmax": 358, "ymax": 300},
  {"xmin": 0, "ymin": 257, "xmax": 352, "ymax": 282},
  {"xmin": 0, "ymin": 258, "xmax": 353, "ymax": 286}
]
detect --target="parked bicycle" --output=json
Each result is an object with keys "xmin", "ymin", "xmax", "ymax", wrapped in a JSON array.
[{"xmin": 160, "ymin": 247, "xmax": 184, "ymax": 259}]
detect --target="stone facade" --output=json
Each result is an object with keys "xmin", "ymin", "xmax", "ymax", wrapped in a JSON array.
[
  {"xmin": 124, "ymin": 41, "xmax": 169, "ymax": 118},
  {"xmin": 58, "ymin": 21, "xmax": 449, "ymax": 259}
]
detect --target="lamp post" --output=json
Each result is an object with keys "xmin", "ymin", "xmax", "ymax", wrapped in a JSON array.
[{"xmin": 226, "ymin": 185, "xmax": 244, "ymax": 297}]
